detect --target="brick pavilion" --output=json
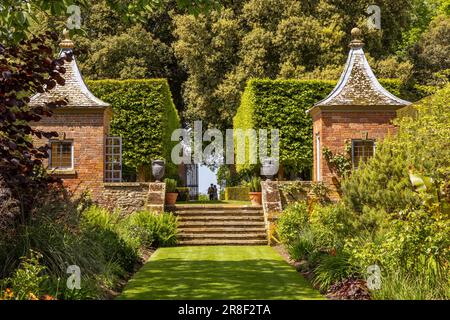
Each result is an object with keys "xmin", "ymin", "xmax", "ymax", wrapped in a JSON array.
[
  {"xmin": 307, "ymin": 28, "xmax": 411, "ymax": 192},
  {"xmin": 30, "ymin": 30, "xmax": 119, "ymax": 200}
]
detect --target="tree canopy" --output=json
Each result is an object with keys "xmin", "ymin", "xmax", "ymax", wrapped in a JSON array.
[{"xmin": 3, "ymin": 0, "xmax": 449, "ymax": 130}]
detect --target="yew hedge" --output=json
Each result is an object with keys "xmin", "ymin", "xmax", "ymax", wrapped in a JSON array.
[
  {"xmin": 233, "ymin": 79, "xmax": 435, "ymax": 177},
  {"xmin": 87, "ymin": 79, "xmax": 180, "ymax": 180}
]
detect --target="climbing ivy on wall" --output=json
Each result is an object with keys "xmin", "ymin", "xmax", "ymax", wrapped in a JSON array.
[
  {"xmin": 87, "ymin": 79, "xmax": 180, "ymax": 180},
  {"xmin": 233, "ymin": 79, "xmax": 435, "ymax": 177}
]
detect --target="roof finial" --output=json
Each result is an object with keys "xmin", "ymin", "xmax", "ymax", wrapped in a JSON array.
[
  {"xmin": 59, "ymin": 28, "xmax": 74, "ymax": 50},
  {"xmin": 349, "ymin": 27, "xmax": 364, "ymax": 49}
]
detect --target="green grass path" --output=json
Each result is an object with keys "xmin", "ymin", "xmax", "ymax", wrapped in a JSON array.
[{"xmin": 117, "ymin": 246, "xmax": 323, "ymax": 300}]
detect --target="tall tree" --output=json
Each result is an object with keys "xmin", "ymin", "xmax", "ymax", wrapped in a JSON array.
[{"xmin": 173, "ymin": 0, "xmax": 416, "ymax": 130}]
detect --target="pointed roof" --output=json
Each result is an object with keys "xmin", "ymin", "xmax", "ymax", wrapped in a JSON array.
[
  {"xmin": 30, "ymin": 29, "xmax": 109, "ymax": 109},
  {"xmin": 309, "ymin": 28, "xmax": 410, "ymax": 111}
]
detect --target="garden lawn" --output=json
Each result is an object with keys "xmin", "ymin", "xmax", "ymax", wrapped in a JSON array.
[{"xmin": 117, "ymin": 246, "xmax": 323, "ymax": 300}]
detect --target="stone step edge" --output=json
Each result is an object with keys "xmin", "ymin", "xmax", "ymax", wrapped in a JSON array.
[
  {"xmin": 179, "ymin": 227, "xmax": 266, "ymax": 232},
  {"xmin": 178, "ymin": 240, "xmax": 268, "ymax": 245},
  {"xmin": 168, "ymin": 205, "xmax": 263, "ymax": 210},
  {"xmin": 178, "ymin": 222, "xmax": 266, "ymax": 227},
  {"xmin": 178, "ymin": 216, "xmax": 264, "ymax": 220}
]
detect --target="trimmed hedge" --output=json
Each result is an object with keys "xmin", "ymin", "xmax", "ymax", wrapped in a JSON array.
[
  {"xmin": 87, "ymin": 79, "xmax": 180, "ymax": 179},
  {"xmin": 233, "ymin": 79, "xmax": 435, "ymax": 175},
  {"xmin": 224, "ymin": 186, "xmax": 250, "ymax": 201}
]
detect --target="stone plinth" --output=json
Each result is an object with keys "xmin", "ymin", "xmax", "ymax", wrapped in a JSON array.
[
  {"xmin": 147, "ymin": 182, "xmax": 166, "ymax": 212},
  {"xmin": 261, "ymin": 180, "xmax": 283, "ymax": 244}
]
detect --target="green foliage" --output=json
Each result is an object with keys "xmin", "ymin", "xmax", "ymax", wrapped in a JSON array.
[
  {"xmin": 234, "ymin": 79, "xmax": 333, "ymax": 174},
  {"xmin": 0, "ymin": 188, "xmax": 178, "ymax": 299},
  {"xmin": 309, "ymin": 204, "xmax": 357, "ymax": 251},
  {"xmin": 309, "ymin": 182, "xmax": 331, "ymax": 204},
  {"xmin": 216, "ymin": 165, "xmax": 232, "ymax": 186},
  {"xmin": 224, "ymin": 186, "xmax": 250, "ymax": 201},
  {"xmin": 120, "ymin": 211, "xmax": 178, "ymax": 248},
  {"xmin": 277, "ymin": 85, "xmax": 450, "ymax": 297},
  {"xmin": 276, "ymin": 202, "xmax": 309, "ymax": 245},
  {"xmin": 408, "ymin": 13, "xmax": 450, "ymax": 86},
  {"xmin": 0, "ymin": 250, "xmax": 48, "ymax": 300},
  {"xmin": 322, "ymin": 144, "xmax": 352, "ymax": 178},
  {"xmin": 81, "ymin": 206, "xmax": 139, "ymax": 273},
  {"xmin": 312, "ymin": 251, "xmax": 357, "ymax": 291},
  {"xmin": 164, "ymin": 178, "xmax": 178, "ymax": 193},
  {"xmin": 176, "ymin": 187, "xmax": 190, "ymax": 201},
  {"xmin": 173, "ymin": 0, "xmax": 427, "ymax": 130},
  {"xmin": 87, "ymin": 79, "xmax": 180, "ymax": 180},
  {"xmin": 286, "ymin": 230, "xmax": 315, "ymax": 261},
  {"xmin": 342, "ymin": 84, "xmax": 450, "ymax": 214},
  {"xmin": 0, "ymin": 0, "xmax": 218, "ymax": 43},
  {"xmin": 371, "ymin": 269, "xmax": 450, "ymax": 300},
  {"xmin": 278, "ymin": 181, "xmax": 309, "ymax": 205},
  {"xmin": 247, "ymin": 177, "xmax": 262, "ymax": 192},
  {"xmin": 234, "ymin": 79, "xmax": 432, "ymax": 175}
]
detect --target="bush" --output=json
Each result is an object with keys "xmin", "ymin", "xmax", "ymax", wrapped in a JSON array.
[
  {"xmin": 120, "ymin": 211, "xmax": 178, "ymax": 248},
  {"xmin": 248, "ymin": 177, "xmax": 262, "ymax": 192},
  {"xmin": 224, "ymin": 186, "xmax": 250, "ymax": 201},
  {"xmin": 342, "ymin": 84, "xmax": 450, "ymax": 214},
  {"xmin": 286, "ymin": 229, "xmax": 315, "ymax": 261},
  {"xmin": 309, "ymin": 203, "xmax": 357, "ymax": 251},
  {"xmin": 81, "ymin": 206, "xmax": 139, "ymax": 273},
  {"xmin": 87, "ymin": 79, "xmax": 181, "ymax": 180},
  {"xmin": 276, "ymin": 85, "xmax": 449, "ymax": 298},
  {"xmin": 276, "ymin": 201, "xmax": 309, "ymax": 244},
  {"xmin": 0, "ymin": 250, "xmax": 48, "ymax": 300},
  {"xmin": 312, "ymin": 250, "xmax": 358, "ymax": 291},
  {"xmin": 371, "ymin": 269, "xmax": 449, "ymax": 300},
  {"xmin": 0, "ymin": 185, "xmax": 178, "ymax": 300},
  {"xmin": 234, "ymin": 79, "xmax": 434, "ymax": 176},
  {"xmin": 164, "ymin": 178, "xmax": 178, "ymax": 193},
  {"xmin": 176, "ymin": 187, "xmax": 190, "ymax": 201}
]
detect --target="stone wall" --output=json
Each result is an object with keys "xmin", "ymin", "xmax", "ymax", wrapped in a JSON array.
[
  {"xmin": 98, "ymin": 182, "xmax": 165, "ymax": 214},
  {"xmin": 261, "ymin": 181, "xmax": 283, "ymax": 244},
  {"xmin": 278, "ymin": 181, "xmax": 311, "ymax": 207}
]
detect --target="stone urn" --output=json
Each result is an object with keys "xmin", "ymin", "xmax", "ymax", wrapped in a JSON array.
[
  {"xmin": 260, "ymin": 157, "xmax": 277, "ymax": 180},
  {"xmin": 151, "ymin": 160, "xmax": 165, "ymax": 182}
]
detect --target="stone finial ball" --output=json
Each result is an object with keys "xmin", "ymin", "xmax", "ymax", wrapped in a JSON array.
[{"xmin": 351, "ymin": 27, "xmax": 362, "ymax": 38}]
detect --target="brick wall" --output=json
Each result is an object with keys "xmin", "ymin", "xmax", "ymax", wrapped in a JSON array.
[
  {"xmin": 312, "ymin": 110, "xmax": 397, "ymax": 188},
  {"xmin": 32, "ymin": 108, "xmax": 109, "ymax": 200}
]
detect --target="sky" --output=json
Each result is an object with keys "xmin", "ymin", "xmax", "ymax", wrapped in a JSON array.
[{"xmin": 198, "ymin": 164, "xmax": 218, "ymax": 195}]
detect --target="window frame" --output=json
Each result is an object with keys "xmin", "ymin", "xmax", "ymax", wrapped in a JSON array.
[
  {"xmin": 49, "ymin": 140, "xmax": 74, "ymax": 170},
  {"xmin": 105, "ymin": 136, "xmax": 122, "ymax": 182},
  {"xmin": 351, "ymin": 139, "xmax": 376, "ymax": 169}
]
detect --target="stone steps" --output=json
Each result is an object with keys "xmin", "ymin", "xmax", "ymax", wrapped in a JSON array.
[
  {"xmin": 178, "ymin": 239, "xmax": 268, "ymax": 246},
  {"xmin": 173, "ymin": 204, "xmax": 267, "ymax": 246},
  {"xmin": 179, "ymin": 227, "xmax": 266, "ymax": 233}
]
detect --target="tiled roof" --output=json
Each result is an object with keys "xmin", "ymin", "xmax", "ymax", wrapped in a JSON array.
[
  {"xmin": 313, "ymin": 28, "xmax": 410, "ymax": 108},
  {"xmin": 30, "ymin": 32, "xmax": 109, "ymax": 108}
]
